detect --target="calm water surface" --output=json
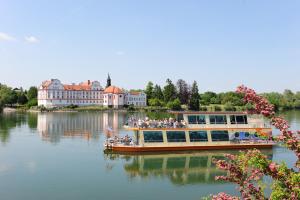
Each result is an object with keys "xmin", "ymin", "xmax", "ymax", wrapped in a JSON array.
[{"xmin": 0, "ymin": 111, "xmax": 298, "ymax": 200}]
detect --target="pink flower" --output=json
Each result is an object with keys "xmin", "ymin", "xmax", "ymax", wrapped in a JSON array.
[{"xmin": 269, "ymin": 162, "xmax": 277, "ymax": 172}]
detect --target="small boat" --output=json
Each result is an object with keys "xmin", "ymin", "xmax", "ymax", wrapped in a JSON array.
[{"xmin": 104, "ymin": 111, "xmax": 275, "ymax": 152}]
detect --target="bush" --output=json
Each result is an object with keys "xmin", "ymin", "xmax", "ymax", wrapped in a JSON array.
[
  {"xmin": 294, "ymin": 100, "xmax": 300, "ymax": 109},
  {"xmin": 224, "ymin": 103, "xmax": 236, "ymax": 111},
  {"xmin": 167, "ymin": 98, "xmax": 182, "ymax": 111},
  {"xmin": 127, "ymin": 104, "xmax": 135, "ymax": 111},
  {"xmin": 148, "ymin": 98, "xmax": 165, "ymax": 107},
  {"xmin": 26, "ymin": 98, "xmax": 37, "ymax": 108},
  {"xmin": 213, "ymin": 105, "xmax": 222, "ymax": 111},
  {"xmin": 199, "ymin": 106, "xmax": 208, "ymax": 111},
  {"xmin": 66, "ymin": 104, "xmax": 78, "ymax": 109}
]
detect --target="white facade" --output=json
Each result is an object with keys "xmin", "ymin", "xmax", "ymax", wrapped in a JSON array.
[
  {"xmin": 125, "ymin": 92, "xmax": 147, "ymax": 107},
  {"xmin": 38, "ymin": 79, "xmax": 104, "ymax": 108},
  {"xmin": 38, "ymin": 79, "xmax": 147, "ymax": 108}
]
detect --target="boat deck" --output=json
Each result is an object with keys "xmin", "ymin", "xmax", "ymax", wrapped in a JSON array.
[{"xmin": 105, "ymin": 142, "xmax": 275, "ymax": 152}]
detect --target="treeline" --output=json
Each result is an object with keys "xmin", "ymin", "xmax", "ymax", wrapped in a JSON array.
[
  {"xmin": 145, "ymin": 79, "xmax": 200, "ymax": 111},
  {"xmin": 145, "ymin": 79, "xmax": 300, "ymax": 111},
  {"xmin": 262, "ymin": 90, "xmax": 300, "ymax": 110},
  {"xmin": 0, "ymin": 83, "xmax": 38, "ymax": 112}
]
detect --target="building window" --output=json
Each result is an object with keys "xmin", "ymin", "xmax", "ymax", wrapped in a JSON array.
[
  {"xmin": 209, "ymin": 115, "xmax": 227, "ymax": 124},
  {"xmin": 211, "ymin": 131, "xmax": 229, "ymax": 141},
  {"xmin": 166, "ymin": 131, "xmax": 186, "ymax": 142},
  {"xmin": 189, "ymin": 131, "xmax": 208, "ymax": 142},
  {"xmin": 230, "ymin": 115, "xmax": 248, "ymax": 124},
  {"xmin": 188, "ymin": 115, "xmax": 206, "ymax": 124},
  {"xmin": 143, "ymin": 131, "xmax": 163, "ymax": 143}
]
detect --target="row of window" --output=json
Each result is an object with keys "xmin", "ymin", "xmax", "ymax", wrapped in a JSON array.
[
  {"xmin": 128, "ymin": 97, "xmax": 146, "ymax": 101},
  {"xmin": 143, "ymin": 130, "xmax": 229, "ymax": 143},
  {"xmin": 187, "ymin": 115, "xmax": 248, "ymax": 125}
]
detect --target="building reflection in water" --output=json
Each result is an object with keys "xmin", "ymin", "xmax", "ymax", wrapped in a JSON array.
[
  {"xmin": 104, "ymin": 150, "xmax": 273, "ymax": 185},
  {"xmin": 37, "ymin": 111, "xmax": 129, "ymax": 143}
]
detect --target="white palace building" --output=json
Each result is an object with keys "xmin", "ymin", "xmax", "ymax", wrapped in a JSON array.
[{"xmin": 38, "ymin": 75, "xmax": 147, "ymax": 108}]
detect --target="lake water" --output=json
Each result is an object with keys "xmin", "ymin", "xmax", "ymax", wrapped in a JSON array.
[{"xmin": 0, "ymin": 111, "xmax": 298, "ymax": 200}]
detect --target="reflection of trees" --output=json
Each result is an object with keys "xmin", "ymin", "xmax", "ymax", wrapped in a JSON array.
[
  {"xmin": 27, "ymin": 113, "xmax": 38, "ymax": 129},
  {"xmin": 0, "ymin": 113, "xmax": 27, "ymax": 144},
  {"xmin": 105, "ymin": 150, "xmax": 273, "ymax": 186}
]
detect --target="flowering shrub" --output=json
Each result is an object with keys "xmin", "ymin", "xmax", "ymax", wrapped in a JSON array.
[{"xmin": 212, "ymin": 85, "xmax": 300, "ymax": 200}]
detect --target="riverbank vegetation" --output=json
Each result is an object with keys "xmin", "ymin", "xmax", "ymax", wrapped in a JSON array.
[
  {"xmin": 145, "ymin": 79, "xmax": 300, "ymax": 111},
  {"xmin": 1, "ymin": 81, "xmax": 300, "ymax": 112},
  {"xmin": 0, "ymin": 83, "xmax": 38, "ymax": 112}
]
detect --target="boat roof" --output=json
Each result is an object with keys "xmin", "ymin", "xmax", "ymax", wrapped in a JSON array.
[
  {"xmin": 125, "ymin": 127, "xmax": 272, "ymax": 131},
  {"xmin": 169, "ymin": 111, "xmax": 248, "ymax": 115}
]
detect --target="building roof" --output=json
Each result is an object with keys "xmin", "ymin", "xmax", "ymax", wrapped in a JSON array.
[
  {"xmin": 129, "ymin": 91, "xmax": 142, "ymax": 95},
  {"xmin": 104, "ymin": 86, "xmax": 124, "ymax": 94},
  {"xmin": 63, "ymin": 84, "xmax": 91, "ymax": 91},
  {"xmin": 169, "ymin": 111, "xmax": 248, "ymax": 115},
  {"xmin": 41, "ymin": 80, "xmax": 52, "ymax": 89}
]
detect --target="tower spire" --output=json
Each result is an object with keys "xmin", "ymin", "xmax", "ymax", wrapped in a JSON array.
[{"xmin": 106, "ymin": 73, "xmax": 111, "ymax": 88}]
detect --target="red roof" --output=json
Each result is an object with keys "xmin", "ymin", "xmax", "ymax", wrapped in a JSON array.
[
  {"xmin": 129, "ymin": 91, "xmax": 142, "ymax": 95},
  {"xmin": 63, "ymin": 84, "xmax": 91, "ymax": 91},
  {"xmin": 41, "ymin": 80, "xmax": 52, "ymax": 89},
  {"xmin": 104, "ymin": 86, "xmax": 124, "ymax": 94}
]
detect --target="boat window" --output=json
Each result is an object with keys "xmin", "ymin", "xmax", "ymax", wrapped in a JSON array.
[
  {"xmin": 211, "ymin": 130, "xmax": 229, "ymax": 141},
  {"xmin": 189, "ymin": 131, "xmax": 208, "ymax": 142},
  {"xmin": 143, "ymin": 131, "xmax": 164, "ymax": 143},
  {"xmin": 187, "ymin": 115, "xmax": 206, "ymax": 124},
  {"xmin": 209, "ymin": 115, "xmax": 227, "ymax": 124},
  {"xmin": 166, "ymin": 131, "xmax": 186, "ymax": 142},
  {"xmin": 230, "ymin": 115, "xmax": 248, "ymax": 124}
]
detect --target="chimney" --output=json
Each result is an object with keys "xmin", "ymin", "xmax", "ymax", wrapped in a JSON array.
[{"xmin": 88, "ymin": 80, "xmax": 90, "ymax": 85}]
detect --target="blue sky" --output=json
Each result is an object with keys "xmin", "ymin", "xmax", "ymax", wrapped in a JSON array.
[{"xmin": 0, "ymin": 0, "xmax": 299, "ymax": 92}]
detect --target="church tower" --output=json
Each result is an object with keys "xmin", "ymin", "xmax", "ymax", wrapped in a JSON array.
[{"xmin": 106, "ymin": 73, "xmax": 111, "ymax": 88}]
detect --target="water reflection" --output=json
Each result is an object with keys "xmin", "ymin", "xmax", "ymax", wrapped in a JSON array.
[
  {"xmin": 104, "ymin": 150, "xmax": 274, "ymax": 186},
  {"xmin": 0, "ymin": 112, "xmax": 27, "ymax": 143},
  {"xmin": 36, "ymin": 112, "xmax": 129, "ymax": 143}
]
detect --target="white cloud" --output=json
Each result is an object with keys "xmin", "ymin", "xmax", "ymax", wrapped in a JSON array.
[
  {"xmin": 116, "ymin": 51, "xmax": 125, "ymax": 56},
  {"xmin": 0, "ymin": 32, "xmax": 16, "ymax": 42},
  {"xmin": 24, "ymin": 36, "xmax": 39, "ymax": 43}
]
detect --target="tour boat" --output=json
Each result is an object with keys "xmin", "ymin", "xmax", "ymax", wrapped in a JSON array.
[{"xmin": 104, "ymin": 111, "xmax": 275, "ymax": 152}]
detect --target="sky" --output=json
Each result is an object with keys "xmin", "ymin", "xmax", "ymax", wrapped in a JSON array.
[{"xmin": 0, "ymin": 0, "xmax": 299, "ymax": 92}]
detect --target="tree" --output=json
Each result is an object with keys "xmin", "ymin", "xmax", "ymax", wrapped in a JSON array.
[
  {"xmin": 189, "ymin": 81, "xmax": 200, "ymax": 111},
  {"xmin": 200, "ymin": 91, "xmax": 218, "ymax": 105},
  {"xmin": 27, "ymin": 86, "xmax": 38, "ymax": 100},
  {"xmin": 0, "ymin": 84, "xmax": 17, "ymax": 106},
  {"xmin": 17, "ymin": 92, "xmax": 28, "ymax": 105},
  {"xmin": 176, "ymin": 79, "xmax": 190, "ymax": 104},
  {"xmin": 152, "ymin": 84, "xmax": 164, "ymax": 100},
  {"xmin": 219, "ymin": 92, "xmax": 244, "ymax": 106},
  {"xmin": 163, "ymin": 79, "xmax": 177, "ymax": 103},
  {"xmin": 145, "ymin": 81, "xmax": 154, "ymax": 105},
  {"xmin": 148, "ymin": 98, "xmax": 165, "ymax": 107},
  {"xmin": 167, "ymin": 98, "xmax": 181, "ymax": 111},
  {"xmin": 213, "ymin": 85, "xmax": 300, "ymax": 200}
]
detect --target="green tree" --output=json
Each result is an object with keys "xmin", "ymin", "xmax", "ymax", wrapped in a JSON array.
[
  {"xmin": 163, "ymin": 79, "xmax": 177, "ymax": 103},
  {"xmin": 152, "ymin": 84, "xmax": 164, "ymax": 100},
  {"xmin": 17, "ymin": 92, "xmax": 28, "ymax": 105},
  {"xmin": 27, "ymin": 86, "xmax": 38, "ymax": 100},
  {"xmin": 200, "ymin": 91, "xmax": 218, "ymax": 105},
  {"xmin": 219, "ymin": 92, "xmax": 244, "ymax": 106},
  {"xmin": 189, "ymin": 81, "xmax": 200, "ymax": 111},
  {"xmin": 263, "ymin": 92, "xmax": 286, "ymax": 110},
  {"xmin": 145, "ymin": 81, "xmax": 154, "ymax": 105},
  {"xmin": 148, "ymin": 98, "xmax": 165, "ymax": 107},
  {"xmin": 167, "ymin": 98, "xmax": 181, "ymax": 110},
  {"xmin": 27, "ymin": 98, "xmax": 38, "ymax": 108},
  {"xmin": 176, "ymin": 79, "xmax": 190, "ymax": 104},
  {"xmin": 0, "ymin": 84, "xmax": 17, "ymax": 106}
]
